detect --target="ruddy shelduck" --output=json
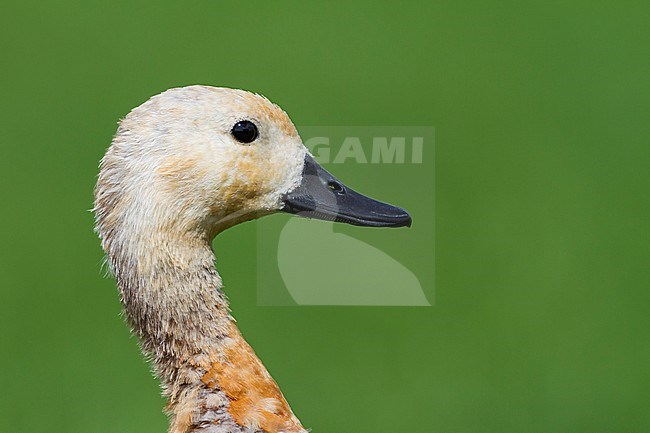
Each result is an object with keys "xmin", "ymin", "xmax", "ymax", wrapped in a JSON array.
[{"xmin": 94, "ymin": 85, "xmax": 411, "ymax": 433}]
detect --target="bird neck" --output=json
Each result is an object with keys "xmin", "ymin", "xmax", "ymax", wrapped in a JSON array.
[
  {"xmin": 109, "ymin": 230, "xmax": 306, "ymax": 433},
  {"xmin": 112, "ymin": 231, "xmax": 229, "ymax": 365}
]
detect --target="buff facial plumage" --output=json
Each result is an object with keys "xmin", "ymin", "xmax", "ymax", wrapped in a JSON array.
[{"xmin": 98, "ymin": 86, "xmax": 306, "ymax": 243}]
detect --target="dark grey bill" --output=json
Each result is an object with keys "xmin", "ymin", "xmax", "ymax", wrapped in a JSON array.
[{"xmin": 281, "ymin": 154, "xmax": 412, "ymax": 228}]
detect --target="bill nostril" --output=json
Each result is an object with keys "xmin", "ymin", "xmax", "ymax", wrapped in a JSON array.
[{"xmin": 327, "ymin": 180, "xmax": 345, "ymax": 194}]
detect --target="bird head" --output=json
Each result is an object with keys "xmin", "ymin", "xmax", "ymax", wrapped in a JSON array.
[{"xmin": 94, "ymin": 86, "xmax": 410, "ymax": 243}]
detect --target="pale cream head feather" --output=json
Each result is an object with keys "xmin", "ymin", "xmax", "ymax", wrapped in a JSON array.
[{"xmin": 95, "ymin": 85, "xmax": 307, "ymax": 252}]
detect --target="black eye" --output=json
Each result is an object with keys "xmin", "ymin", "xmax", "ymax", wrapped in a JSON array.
[{"xmin": 231, "ymin": 120, "xmax": 259, "ymax": 143}]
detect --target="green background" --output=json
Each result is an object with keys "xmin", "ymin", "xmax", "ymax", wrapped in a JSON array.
[{"xmin": 1, "ymin": 1, "xmax": 649, "ymax": 432}]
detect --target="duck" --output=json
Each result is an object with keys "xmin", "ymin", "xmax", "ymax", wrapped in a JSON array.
[{"xmin": 94, "ymin": 85, "xmax": 412, "ymax": 433}]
